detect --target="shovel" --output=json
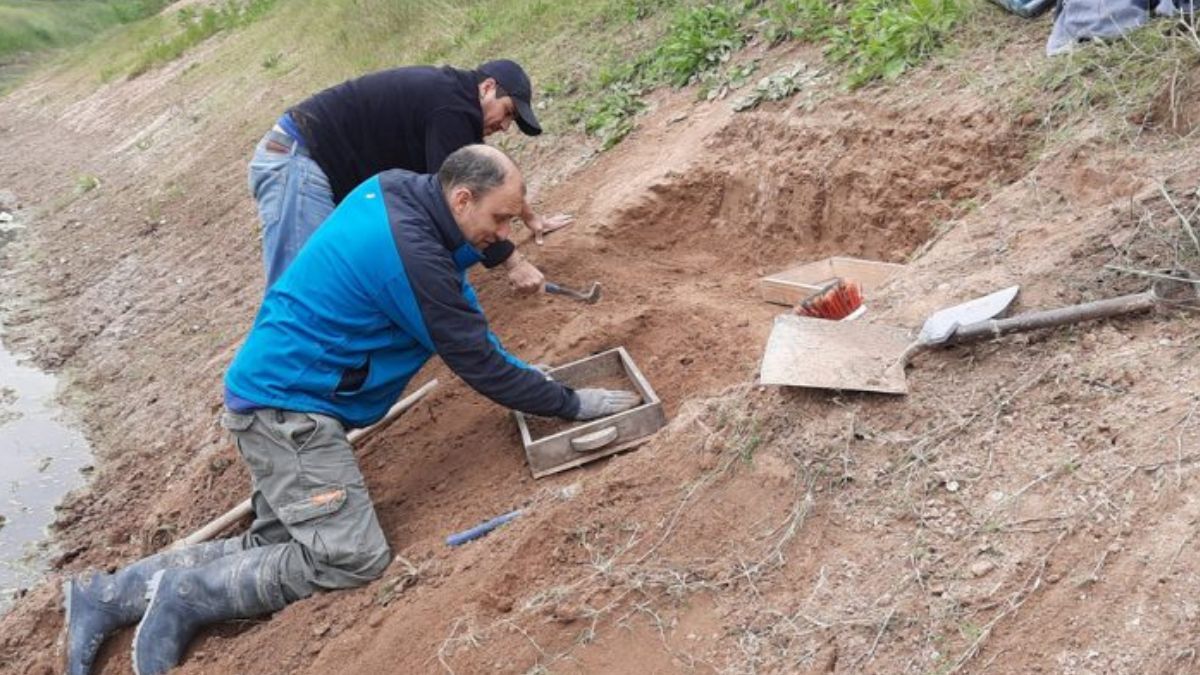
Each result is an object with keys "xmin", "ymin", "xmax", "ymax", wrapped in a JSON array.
[
  {"xmin": 546, "ymin": 281, "xmax": 601, "ymax": 304},
  {"xmin": 761, "ymin": 274, "xmax": 1199, "ymax": 395},
  {"xmin": 761, "ymin": 286, "xmax": 1019, "ymax": 394},
  {"xmin": 898, "ymin": 275, "xmax": 1198, "ymax": 367}
]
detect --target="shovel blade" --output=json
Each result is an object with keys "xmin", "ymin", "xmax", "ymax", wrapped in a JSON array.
[
  {"xmin": 919, "ymin": 285, "xmax": 1020, "ymax": 346},
  {"xmin": 760, "ymin": 314, "xmax": 911, "ymax": 395}
]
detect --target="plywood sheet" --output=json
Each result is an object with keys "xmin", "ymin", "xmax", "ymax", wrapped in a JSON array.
[{"xmin": 760, "ymin": 314, "xmax": 911, "ymax": 394}]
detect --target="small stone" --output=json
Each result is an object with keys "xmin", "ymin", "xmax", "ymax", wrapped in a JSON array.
[
  {"xmin": 367, "ymin": 610, "xmax": 387, "ymax": 628},
  {"xmin": 0, "ymin": 212, "xmax": 12, "ymax": 223},
  {"xmin": 945, "ymin": 480, "xmax": 960, "ymax": 493},
  {"xmin": 970, "ymin": 560, "xmax": 996, "ymax": 578}
]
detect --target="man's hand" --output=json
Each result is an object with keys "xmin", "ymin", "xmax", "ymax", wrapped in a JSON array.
[
  {"xmin": 574, "ymin": 388, "xmax": 642, "ymax": 420},
  {"xmin": 527, "ymin": 212, "xmax": 575, "ymax": 245},
  {"xmin": 504, "ymin": 252, "xmax": 544, "ymax": 294}
]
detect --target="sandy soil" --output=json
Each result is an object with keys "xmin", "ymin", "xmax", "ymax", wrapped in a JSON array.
[{"xmin": 3, "ymin": 19, "xmax": 1200, "ymax": 675}]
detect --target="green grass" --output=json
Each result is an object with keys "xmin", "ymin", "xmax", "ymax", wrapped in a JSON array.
[
  {"xmin": 5, "ymin": 0, "xmax": 973, "ymax": 152},
  {"xmin": 0, "ymin": 0, "xmax": 169, "ymax": 61},
  {"xmin": 128, "ymin": 0, "xmax": 279, "ymax": 78},
  {"xmin": 830, "ymin": 0, "xmax": 969, "ymax": 88},
  {"xmin": 563, "ymin": 0, "xmax": 971, "ymax": 147},
  {"xmin": 649, "ymin": 2, "xmax": 748, "ymax": 86},
  {"xmin": 757, "ymin": 0, "xmax": 837, "ymax": 44},
  {"xmin": 759, "ymin": 0, "xmax": 971, "ymax": 89}
]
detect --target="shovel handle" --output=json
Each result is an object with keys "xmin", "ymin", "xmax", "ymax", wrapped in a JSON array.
[
  {"xmin": 948, "ymin": 291, "xmax": 1156, "ymax": 345},
  {"xmin": 172, "ymin": 379, "xmax": 439, "ymax": 549}
]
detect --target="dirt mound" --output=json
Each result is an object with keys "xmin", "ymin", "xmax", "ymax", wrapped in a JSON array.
[
  {"xmin": 603, "ymin": 101, "xmax": 1029, "ymax": 270},
  {"xmin": 1139, "ymin": 69, "xmax": 1200, "ymax": 138}
]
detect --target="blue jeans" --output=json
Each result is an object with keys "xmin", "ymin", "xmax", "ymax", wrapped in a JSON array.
[{"xmin": 248, "ymin": 131, "xmax": 335, "ymax": 287}]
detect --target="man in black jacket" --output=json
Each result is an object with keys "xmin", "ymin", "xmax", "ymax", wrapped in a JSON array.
[{"xmin": 250, "ymin": 59, "xmax": 570, "ymax": 288}]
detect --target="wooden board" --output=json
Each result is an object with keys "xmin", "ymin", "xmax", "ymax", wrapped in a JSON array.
[
  {"xmin": 759, "ymin": 257, "xmax": 906, "ymax": 306},
  {"xmin": 513, "ymin": 347, "xmax": 667, "ymax": 478},
  {"xmin": 759, "ymin": 314, "xmax": 912, "ymax": 394}
]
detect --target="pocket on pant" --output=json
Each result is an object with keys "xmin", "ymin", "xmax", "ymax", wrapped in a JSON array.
[
  {"xmin": 277, "ymin": 487, "xmax": 348, "ymax": 525},
  {"xmin": 286, "ymin": 413, "xmax": 317, "ymax": 445},
  {"xmin": 249, "ymin": 153, "xmax": 296, "ymax": 232}
]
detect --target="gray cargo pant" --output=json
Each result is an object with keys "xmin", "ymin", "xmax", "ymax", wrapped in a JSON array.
[{"xmin": 221, "ymin": 408, "xmax": 392, "ymax": 601}]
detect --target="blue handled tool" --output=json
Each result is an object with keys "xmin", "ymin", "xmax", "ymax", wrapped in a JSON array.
[
  {"xmin": 446, "ymin": 509, "xmax": 523, "ymax": 547},
  {"xmin": 545, "ymin": 281, "xmax": 601, "ymax": 304}
]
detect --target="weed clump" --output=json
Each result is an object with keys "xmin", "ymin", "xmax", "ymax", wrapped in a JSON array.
[
  {"xmin": 128, "ymin": 0, "xmax": 278, "ymax": 78},
  {"xmin": 575, "ymin": 0, "xmax": 969, "ymax": 150}
]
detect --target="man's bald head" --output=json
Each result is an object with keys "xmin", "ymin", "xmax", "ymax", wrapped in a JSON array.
[
  {"xmin": 439, "ymin": 145, "xmax": 526, "ymax": 248},
  {"xmin": 437, "ymin": 144, "xmax": 525, "ymax": 199}
]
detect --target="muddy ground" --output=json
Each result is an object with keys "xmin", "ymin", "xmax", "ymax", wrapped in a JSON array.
[{"xmin": 3, "ymin": 17, "xmax": 1200, "ymax": 675}]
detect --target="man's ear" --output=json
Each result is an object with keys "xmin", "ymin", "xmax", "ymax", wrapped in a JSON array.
[
  {"xmin": 450, "ymin": 186, "xmax": 474, "ymax": 214},
  {"xmin": 479, "ymin": 77, "xmax": 497, "ymax": 99}
]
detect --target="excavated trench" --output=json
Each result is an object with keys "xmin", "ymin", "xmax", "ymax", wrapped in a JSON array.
[
  {"xmin": 329, "ymin": 100, "xmax": 1038, "ymax": 571},
  {"xmin": 0, "ymin": 94, "xmax": 1034, "ymax": 674}
]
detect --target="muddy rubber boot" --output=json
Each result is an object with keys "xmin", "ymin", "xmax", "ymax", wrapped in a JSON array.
[
  {"xmin": 131, "ymin": 544, "xmax": 291, "ymax": 675},
  {"xmin": 60, "ymin": 537, "xmax": 244, "ymax": 675}
]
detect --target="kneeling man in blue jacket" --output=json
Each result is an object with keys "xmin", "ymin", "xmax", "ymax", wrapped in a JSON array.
[{"xmin": 62, "ymin": 144, "xmax": 639, "ymax": 675}]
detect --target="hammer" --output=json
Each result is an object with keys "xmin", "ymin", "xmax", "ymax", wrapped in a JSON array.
[{"xmin": 545, "ymin": 281, "xmax": 601, "ymax": 304}]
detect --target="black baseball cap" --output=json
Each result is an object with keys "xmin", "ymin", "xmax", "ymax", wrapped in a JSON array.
[{"xmin": 477, "ymin": 59, "xmax": 541, "ymax": 136}]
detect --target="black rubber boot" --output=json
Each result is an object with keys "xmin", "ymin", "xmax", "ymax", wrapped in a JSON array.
[
  {"xmin": 131, "ymin": 544, "xmax": 291, "ymax": 675},
  {"xmin": 60, "ymin": 537, "xmax": 244, "ymax": 675}
]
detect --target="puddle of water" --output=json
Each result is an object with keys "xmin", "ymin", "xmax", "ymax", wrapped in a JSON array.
[{"xmin": 0, "ymin": 326, "xmax": 94, "ymax": 615}]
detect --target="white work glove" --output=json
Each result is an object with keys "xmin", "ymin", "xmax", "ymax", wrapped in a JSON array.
[{"xmin": 574, "ymin": 389, "xmax": 642, "ymax": 420}]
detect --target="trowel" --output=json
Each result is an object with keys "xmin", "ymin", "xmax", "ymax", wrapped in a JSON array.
[{"xmin": 545, "ymin": 281, "xmax": 601, "ymax": 304}]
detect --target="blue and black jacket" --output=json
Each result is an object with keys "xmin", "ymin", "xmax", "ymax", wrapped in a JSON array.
[{"xmin": 224, "ymin": 170, "xmax": 581, "ymax": 428}]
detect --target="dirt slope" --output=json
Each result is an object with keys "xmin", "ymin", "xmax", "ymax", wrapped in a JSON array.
[{"xmin": 3, "ymin": 16, "xmax": 1200, "ymax": 675}]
